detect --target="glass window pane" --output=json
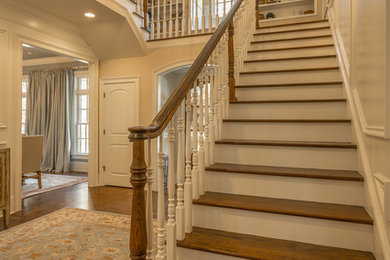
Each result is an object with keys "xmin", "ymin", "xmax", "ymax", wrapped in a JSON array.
[
  {"xmin": 79, "ymin": 78, "xmax": 88, "ymax": 90},
  {"xmin": 22, "ymin": 97, "xmax": 27, "ymax": 111},
  {"xmin": 22, "ymin": 81, "xmax": 28, "ymax": 93},
  {"xmin": 79, "ymin": 109, "xmax": 88, "ymax": 123},
  {"xmin": 79, "ymin": 95, "xmax": 88, "ymax": 109}
]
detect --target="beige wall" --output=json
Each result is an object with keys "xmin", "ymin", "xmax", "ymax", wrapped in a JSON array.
[
  {"xmin": 100, "ymin": 44, "xmax": 203, "ymax": 125},
  {"xmin": 330, "ymin": 0, "xmax": 390, "ymax": 258}
]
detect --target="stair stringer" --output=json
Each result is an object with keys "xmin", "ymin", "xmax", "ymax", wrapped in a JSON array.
[{"xmin": 328, "ymin": 9, "xmax": 390, "ymax": 260}]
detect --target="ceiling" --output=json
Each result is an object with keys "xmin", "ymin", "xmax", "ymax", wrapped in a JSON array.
[
  {"xmin": 23, "ymin": 45, "xmax": 59, "ymax": 60},
  {"xmin": 17, "ymin": 0, "xmax": 145, "ymax": 59}
]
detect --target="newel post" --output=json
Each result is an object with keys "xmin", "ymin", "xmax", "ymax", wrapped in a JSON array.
[
  {"xmin": 129, "ymin": 130, "xmax": 148, "ymax": 260},
  {"xmin": 228, "ymin": 21, "xmax": 237, "ymax": 102}
]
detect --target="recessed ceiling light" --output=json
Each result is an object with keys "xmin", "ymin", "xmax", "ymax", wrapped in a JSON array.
[{"xmin": 84, "ymin": 12, "xmax": 96, "ymax": 18}]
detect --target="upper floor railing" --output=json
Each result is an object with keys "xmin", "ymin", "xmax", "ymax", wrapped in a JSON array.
[
  {"xmin": 133, "ymin": 0, "xmax": 236, "ymax": 39},
  {"xmin": 128, "ymin": 0, "xmax": 255, "ymax": 258}
]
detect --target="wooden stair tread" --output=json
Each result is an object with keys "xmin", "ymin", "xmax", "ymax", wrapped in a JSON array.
[
  {"xmin": 177, "ymin": 227, "xmax": 375, "ymax": 260},
  {"xmin": 215, "ymin": 139, "xmax": 357, "ymax": 149},
  {"xmin": 224, "ymin": 118, "xmax": 351, "ymax": 123},
  {"xmin": 194, "ymin": 192, "xmax": 373, "ymax": 224},
  {"xmin": 251, "ymin": 34, "xmax": 332, "ymax": 44},
  {"xmin": 254, "ymin": 25, "xmax": 331, "ymax": 35},
  {"xmin": 230, "ymin": 99, "xmax": 346, "ymax": 104},
  {"xmin": 259, "ymin": 19, "xmax": 328, "ymax": 29},
  {"xmin": 236, "ymin": 81, "xmax": 343, "ymax": 88},
  {"xmin": 248, "ymin": 44, "xmax": 334, "ymax": 52},
  {"xmin": 206, "ymin": 163, "xmax": 363, "ymax": 181},
  {"xmin": 244, "ymin": 54, "xmax": 337, "ymax": 63},
  {"xmin": 240, "ymin": 66, "xmax": 339, "ymax": 74}
]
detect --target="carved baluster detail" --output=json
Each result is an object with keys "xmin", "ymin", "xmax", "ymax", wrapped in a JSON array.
[
  {"xmin": 204, "ymin": 64, "xmax": 210, "ymax": 167},
  {"xmin": 202, "ymin": 0, "xmax": 205, "ymax": 33},
  {"xmin": 184, "ymin": 93, "xmax": 193, "ymax": 233},
  {"xmin": 167, "ymin": 122, "xmax": 176, "ymax": 260},
  {"xmin": 146, "ymin": 138, "xmax": 154, "ymax": 260},
  {"xmin": 156, "ymin": 136, "xmax": 166, "ymax": 260},
  {"xmin": 176, "ymin": 104, "xmax": 185, "ymax": 240},
  {"xmin": 192, "ymin": 81, "xmax": 199, "ymax": 200},
  {"xmin": 198, "ymin": 70, "xmax": 205, "ymax": 195}
]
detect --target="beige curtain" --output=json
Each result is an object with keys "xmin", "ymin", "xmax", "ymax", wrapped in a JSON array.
[{"xmin": 26, "ymin": 69, "xmax": 74, "ymax": 172}]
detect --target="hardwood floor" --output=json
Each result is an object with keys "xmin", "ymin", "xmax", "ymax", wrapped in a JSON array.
[{"xmin": 0, "ymin": 182, "xmax": 160, "ymax": 231}]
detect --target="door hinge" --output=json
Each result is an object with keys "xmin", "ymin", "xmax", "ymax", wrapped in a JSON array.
[
  {"xmin": 103, "ymin": 92, "xmax": 106, "ymax": 98},
  {"xmin": 103, "ymin": 129, "xmax": 106, "ymax": 135},
  {"xmin": 102, "ymin": 165, "xmax": 106, "ymax": 171}
]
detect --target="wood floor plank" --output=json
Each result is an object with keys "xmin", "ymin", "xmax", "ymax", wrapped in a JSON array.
[
  {"xmin": 251, "ymin": 34, "xmax": 332, "ymax": 44},
  {"xmin": 206, "ymin": 163, "xmax": 364, "ymax": 182},
  {"xmin": 240, "ymin": 67, "xmax": 339, "ymax": 74},
  {"xmin": 248, "ymin": 44, "xmax": 334, "ymax": 53},
  {"xmin": 244, "ymin": 55, "xmax": 337, "ymax": 63},
  {"xmin": 177, "ymin": 227, "xmax": 376, "ymax": 260},
  {"xmin": 258, "ymin": 19, "xmax": 328, "ymax": 29},
  {"xmin": 194, "ymin": 192, "xmax": 373, "ymax": 224}
]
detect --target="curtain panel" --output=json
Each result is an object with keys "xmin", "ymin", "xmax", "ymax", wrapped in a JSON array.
[{"xmin": 26, "ymin": 69, "xmax": 74, "ymax": 173}]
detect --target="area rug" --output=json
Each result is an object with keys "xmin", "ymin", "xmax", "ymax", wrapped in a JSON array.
[
  {"xmin": 0, "ymin": 208, "xmax": 146, "ymax": 259},
  {"xmin": 22, "ymin": 174, "xmax": 88, "ymax": 199}
]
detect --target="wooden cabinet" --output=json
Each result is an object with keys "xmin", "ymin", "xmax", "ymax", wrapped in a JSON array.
[{"xmin": 0, "ymin": 148, "xmax": 10, "ymax": 228}]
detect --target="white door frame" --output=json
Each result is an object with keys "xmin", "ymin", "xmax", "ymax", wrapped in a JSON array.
[
  {"xmin": 99, "ymin": 76, "xmax": 140, "ymax": 186},
  {"xmin": 10, "ymin": 37, "xmax": 99, "ymax": 213}
]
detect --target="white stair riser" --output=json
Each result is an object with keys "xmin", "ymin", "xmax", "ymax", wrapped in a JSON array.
[
  {"xmin": 250, "ymin": 37, "xmax": 333, "ymax": 50},
  {"xmin": 205, "ymin": 171, "xmax": 364, "ymax": 205},
  {"xmin": 228, "ymin": 102, "xmax": 347, "ymax": 119},
  {"xmin": 193, "ymin": 205, "xmax": 373, "ymax": 252},
  {"xmin": 247, "ymin": 46, "xmax": 336, "ymax": 60},
  {"xmin": 236, "ymin": 84, "xmax": 343, "ymax": 100},
  {"xmin": 177, "ymin": 247, "xmax": 244, "ymax": 260},
  {"xmin": 253, "ymin": 28, "xmax": 331, "ymax": 41},
  {"xmin": 243, "ymin": 57, "xmax": 338, "ymax": 71},
  {"xmin": 258, "ymin": 22, "xmax": 330, "ymax": 33},
  {"xmin": 214, "ymin": 144, "xmax": 357, "ymax": 170},
  {"xmin": 238, "ymin": 70, "xmax": 341, "ymax": 85},
  {"xmin": 222, "ymin": 122, "xmax": 351, "ymax": 142}
]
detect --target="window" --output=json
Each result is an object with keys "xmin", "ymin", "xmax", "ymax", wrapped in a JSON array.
[
  {"xmin": 73, "ymin": 74, "xmax": 89, "ymax": 156},
  {"xmin": 21, "ymin": 77, "xmax": 28, "ymax": 134}
]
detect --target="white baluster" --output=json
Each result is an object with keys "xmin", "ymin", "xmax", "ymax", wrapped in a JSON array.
[
  {"xmin": 176, "ymin": 104, "xmax": 185, "ymax": 240},
  {"xmin": 156, "ymin": 136, "xmax": 166, "ymax": 260},
  {"xmin": 182, "ymin": 0, "xmax": 186, "ymax": 36},
  {"xmin": 163, "ymin": 0, "xmax": 167, "ymax": 37},
  {"xmin": 208, "ymin": 0, "xmax": 212, "ymax": 32},
  {"xmin": 146, "ymin": 139, "xmax": 154, "ymax": 260},
  {"xmin": 195, "ymin": 0, "xmax": 199, "ymax": 34},
  {"xmin": 209, "ymin": 57, "xmax": 216, "ymax": 165},
  {"xmin": 184, "ymin": 93, "xmax": 193, "ymax": 233},
  {"xmin": 201, "ymin": 0, "xmax": 205, "ymax": 33},
  {"xmin": 198, "ymin": 71, "xmax": 205, "ymax": 196},
  {"xmin": 167, "ymin": 122, "xmax": 176, "ymax": 260},
  {"xmin": 157, "ymin": 0, "xmax": 161, "ymax": 38},
  {"xmin": 223, "ymin": 0, "xmax": 226, "ymax": 18},
  {"xmin": 151, "ymin": 0, "xmax": 155, "ymax": 39},
  {"xmin": 215, "ymin": 0, "xmax": 219, "ymax": 27},
  {"xmin": 175, "ymin": 0, "xmax": 179, "ymax": 36},
  {"xmin": 169, "ymin": 0, "xmax": 173, "ymax": 37},
  {"xmin": 187, "ymin": 0, "xmax": 192, "ymax": 35},
  {"xmin": 204, "ymin": 64, "xmax": 210, "ymax": 167},
  {"xmin": 192, "ymin": 82, "xmax": 199, "ymax": 200}
]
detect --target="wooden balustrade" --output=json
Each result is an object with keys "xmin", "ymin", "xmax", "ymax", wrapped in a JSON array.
[{"xmin": 128, "ymin": 0, "xmax": 255, "ymax": 258}]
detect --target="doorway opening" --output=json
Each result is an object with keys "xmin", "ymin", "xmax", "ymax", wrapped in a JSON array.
[{"xmin": 21, "ymin": 44, "xmax": 89, "ymax": 198}]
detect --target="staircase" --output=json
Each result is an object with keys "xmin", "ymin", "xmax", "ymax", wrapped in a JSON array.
[{"xmin": 176, "ymin": 19, "xmax": 376, "ymax": 259}]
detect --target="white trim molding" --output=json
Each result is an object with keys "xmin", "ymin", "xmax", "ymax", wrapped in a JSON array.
[
  {"xmin": 374, "ymin": 173, "xmax": 390, "ymax": 222},
  {"xmin": 329, "ymin": 11, "xmax": 390, "ymax": 260},
  {"xmin": 23, "ymin": 56, "xmax": 76, "ymax": 67}
]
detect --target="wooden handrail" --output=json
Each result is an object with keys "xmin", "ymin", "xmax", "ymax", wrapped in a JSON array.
[{"xmin": 129, "ymin": 0, "xmax": 244, "ymax": 140}]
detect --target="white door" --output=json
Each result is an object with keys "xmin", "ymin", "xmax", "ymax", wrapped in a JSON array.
[{"xmin": 101, "ymin": 77, "xmax": 139, "ymax": 187}]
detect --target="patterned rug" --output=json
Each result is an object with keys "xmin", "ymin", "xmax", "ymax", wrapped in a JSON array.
[
  {"xmin": 22, "ymin": 174, "xmax": 88, "ymax": 199},
  {"xmin": 0, "ymin": 208, "xmax": 136, "ymax": 259}
]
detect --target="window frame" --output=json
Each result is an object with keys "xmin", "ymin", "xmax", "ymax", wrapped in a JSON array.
[
  {"xmin": 21, "ymin": 75, "xmax": 28, "ymax": 135},
  {"xmin": 72, "ymin": 71, "xmax": 90, "ymax": 158}
]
